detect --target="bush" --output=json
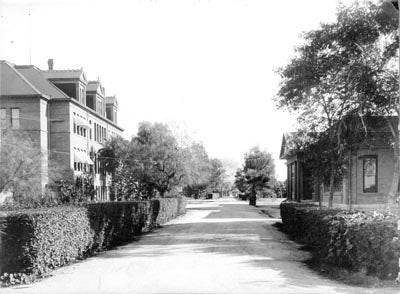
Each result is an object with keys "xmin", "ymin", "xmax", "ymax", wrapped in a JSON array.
[
  {"xmin": 0, "ymin": 206, "xmax": 93, "ymax": 277},
  {"xmin": 0, "ymin": 197, "xmax": 186, "ymax": 285},
  {"xmin": 325, "ymin": 211, "xmax": 399, "ymax": 278},
  {"xmin": 177, "ymin": 195, "xmax": 187, "ymax": 215},
  {"xmin": 280, "ymin": 201, "xmax": 400, "ymax": 279},
  {"xmin": 86, "ymin": 201, "xmax": 151, "ymax": 251}
]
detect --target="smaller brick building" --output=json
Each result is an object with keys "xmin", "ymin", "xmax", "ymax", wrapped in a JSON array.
[
  {"xmin": 0, "ymin": 59, "xmax": 124, "ymax": 201},
  {"xmin": 279, "ymin": 118, "xmax": 397, "ymax": 210}
]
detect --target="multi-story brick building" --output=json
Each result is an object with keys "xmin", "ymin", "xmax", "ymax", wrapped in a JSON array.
[{"xmin": 0, "ymin": 59, "xmax": 123, "ymax": 201}]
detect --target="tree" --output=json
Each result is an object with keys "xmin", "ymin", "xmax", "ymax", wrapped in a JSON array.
[
  {"xmin": 0, "ymin": 130, "xmax": 61, "ymax": 206},
  {"xmin": 102, "ymin": 122, "xmax": 232, "ymax": 200},
  {"xmin": 181, "ymin": 142, "xmax": 212, "ymax": 198},
  {"xmin": 234, "ymin": 168, "xmax": 247, "ymax": 194},
  {"xmin": 235, "ymin": 147, "xmax": 276, "ymax": 205},
  {"xmin": 129, "ymin": 122, "xmax": 186, "ymax": 198},
  {"xmin": 99, "ymin": 136, "xmax": 131, "ymax": 200},
  {"xmin": 99, "ymin": 136, "xmax": 129, "ymax": 174},
  {"xmin": 275, "ymin": 1, "xmax": 398, "ymax": 208},
  {"xmin": 208, "ymin": 158, "xmax": 227, "ymax": 194},
  {"xmin": 272, "ymin": 180, "xmax": 287, "ymax": 198}
]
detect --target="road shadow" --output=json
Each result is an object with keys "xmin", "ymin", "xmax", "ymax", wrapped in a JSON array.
[{"xmin": 91, "ymin": 201, "xmax": 379, "ymax": 293}]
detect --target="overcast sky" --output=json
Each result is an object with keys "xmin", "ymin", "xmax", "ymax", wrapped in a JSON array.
[{"xmin": 0, "ymin": 0, "xmax": 355, "ymax": 180}]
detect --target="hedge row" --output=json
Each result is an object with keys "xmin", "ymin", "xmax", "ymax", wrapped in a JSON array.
[
  {"xmin": 0, "ymin": 196, "xmax": 186, "ymax": 283},
  {"xmin": 280, "ymin": 201, "xmax": 400, "ymax": 279}
]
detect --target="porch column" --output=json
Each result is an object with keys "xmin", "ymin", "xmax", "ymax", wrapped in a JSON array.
[
  {"xmin": 287, "ymin": 164, "xmax": 291, "ymax": 200},
  {"xmin": 299, "ymin": 160, "xmax": 304, "ymax": 202}
]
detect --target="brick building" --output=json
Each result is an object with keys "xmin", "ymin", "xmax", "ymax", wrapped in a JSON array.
[
  {"xmin": 279, "ymin": 118, "xmax": 396, "ymax": 210},
  {"xmin": 0, "ymin": 59, "xmax": 123, "ymax": 201}
]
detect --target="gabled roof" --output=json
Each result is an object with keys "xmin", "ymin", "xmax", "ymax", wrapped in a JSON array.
[
  {"xmin": 279, "ymin": 132, "xmax": 300, "ymax": 160},
  {"xmin": 279, "ymin": 116, "xmax": 398, "ymax": 161},
  {"xmin": 0, "ymin": 61, "xmax": 44, "ymax": 97},
  {"xmin": 41, "ymin": 69, "xmax": 87, "ymax": 83},
  {"xmin": 105, "ymin": 95, "xmax": 118, "ymax": 107},
  {"xmin": 87, "ymin": 80, "xmax": 105, "ymax": 96},
  {"xmin": 15, "ymin": 66, "xmax": 69, "ymax": 99}
]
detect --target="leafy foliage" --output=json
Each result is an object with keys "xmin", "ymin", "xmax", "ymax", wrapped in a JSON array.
[
  {"xmin": 0, "ymin": 130, "xmax": 63, "ymax": 206},
  {"xmin": 208, "ymin": 158, "xmax": 228, "ymax": 193},
  {"xmin": 234, "ymin": 147, "xmax": 275, "ymax": 198},
  {"xmin": 103, "ymin": 123, "xmax": 230, "ymax": 199},
  {"xmin": 131, "ymin": 122, "xmax": 186, "ymax": 197},
  {"xmin": 275, "ymin": 1, "xmax": 399, "ymax": 207},
  {"xmin": 0, "ymin": 197, "xmax": 186, "ymax": 286},
  {"xmin": 57, "ymin": 176, "xmax": 93, "ymax": 204},
  {"xmin": 280, "ymin": 201, "xmax": 400, "ymax": 279},
  {"xmin": 272, "ymin": 180, "xmax": 287, "ymax": 198}
]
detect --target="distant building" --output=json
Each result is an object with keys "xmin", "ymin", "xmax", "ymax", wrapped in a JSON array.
[
  {"xmin": 279, "ymin": 117, "xmax": 396, "ymax": 210},
  {"xmin": 0, "ymin": 59, "xmax": 123, "ymax": 201}
]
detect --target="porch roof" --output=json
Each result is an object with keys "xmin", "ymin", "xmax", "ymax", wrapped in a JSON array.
[{"xmin": 279, "ymin": 132, "xmax": 304, "ymax": 160}]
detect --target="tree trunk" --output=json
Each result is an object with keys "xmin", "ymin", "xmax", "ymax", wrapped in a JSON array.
[
  {"xmin": 387, "ymin": 141, "xmax": 400, "ymax": 211},
  {"xmin": 249, "ymin": 188, "xmax": 257, "ymax": 206},
  {"xmin": 328, "ymin": 163, "xmax": 335, "ymax": 209},
  {"xmin": 316, "ymin": 176, "xmax": 322, "ymax": 208}
]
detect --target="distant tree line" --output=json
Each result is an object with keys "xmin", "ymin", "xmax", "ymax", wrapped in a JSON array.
[{"xmin": 100, "ymin": 121, "xmax": 232, "ymax": 200}]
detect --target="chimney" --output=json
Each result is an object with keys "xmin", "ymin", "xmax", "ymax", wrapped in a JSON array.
[{"xmin": 48, "ymin": 59, "xmax": 54, "ymax": 70}]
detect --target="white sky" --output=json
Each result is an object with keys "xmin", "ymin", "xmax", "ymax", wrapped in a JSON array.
[{"xmin": 0, "ymin": 0, "xmax": 355, "ymax": 180}]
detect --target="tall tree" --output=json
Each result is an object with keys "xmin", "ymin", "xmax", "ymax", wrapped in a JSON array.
[
  {"xmin": 234, "ymin": 168, "xmax": 247, "ymax": 194},
  {"xmin": 129, "ymin": 122, "xmax": 186, "ymax": 197},
  {"xmin": 181, "ymin": 142, "xmax": 212, "ymax": 198},
  {"xmin": 99, "ymin": 136, "xmax": 131, "ymax": 200},
  {"xmin": 0, "ymin": 129, "xmax": 61, "ymax": 205},
  {"xmin": 275, "ymin": 1, "xmax": 398, "ymax": 208},
  {"xmin": 235, "ymin": 147, "xmax": 275, "ymax": 205},
  {"xmin": 208, "ymin": 158, "xmax": 227, "ymax": 194}
]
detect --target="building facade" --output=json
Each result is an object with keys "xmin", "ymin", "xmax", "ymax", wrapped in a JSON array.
[
  {"xmin": 279, "ymin": 121, "xmax": 396, "ymax": 210},
  {"xmin": 0, "ymin": 59, "xmax": 123, "ymax": 201}
]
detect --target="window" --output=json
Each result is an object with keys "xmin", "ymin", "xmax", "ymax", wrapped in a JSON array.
[
  {"xmin": 11, "ymin": 108, "xmax": 20, "ymax": 129},
  {"xmin": 89, "ymin": 120, "xmax": 92, "ymax": 140},
  {"xmin": 363, "ymin": 156, "xmax": 377, "ymax": 193},
  {"xmin": 0, "ymin": 108, "xmax": 6, "ymax": 128}
]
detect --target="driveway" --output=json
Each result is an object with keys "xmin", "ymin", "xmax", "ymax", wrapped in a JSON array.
[{"xmin": 4, "ymin": 198, "xmax": 398, "ymax": 294}]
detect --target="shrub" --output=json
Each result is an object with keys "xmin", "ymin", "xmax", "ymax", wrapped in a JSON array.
[
  {"xmin": 0, "ymin": 197, "xmax": 186, "ymax": 285},
  {"xmin": 0, "ymin": 206, "xmax": 93, "ymax": 277},
  {"xmin": 177, "ymin": 195, "xmax": 187, "ymax": 215},
  {"xmin": 325, "ymin": 211, "xmax": 399, "ymax": 278},
  {"xmin": 280, "ymin": 201, "xmax": 400, "ymax": 279},
  {"xmin": 86, "ymin": 201, "xmax": 151, "ymax": 251}
]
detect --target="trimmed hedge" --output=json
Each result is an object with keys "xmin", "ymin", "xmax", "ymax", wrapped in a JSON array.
[
  {"xmin": 280, "ymin": 201, "xmax": 400, "ymax": 279},
  {"xmin": 0, "ymin": 197, "xmax": 186, "ymax": 284}
]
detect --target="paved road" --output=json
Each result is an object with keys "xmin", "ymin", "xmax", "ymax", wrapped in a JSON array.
[{"xmin": 5, "ymin": 199, "xmax": 399, "ymax": 294}]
